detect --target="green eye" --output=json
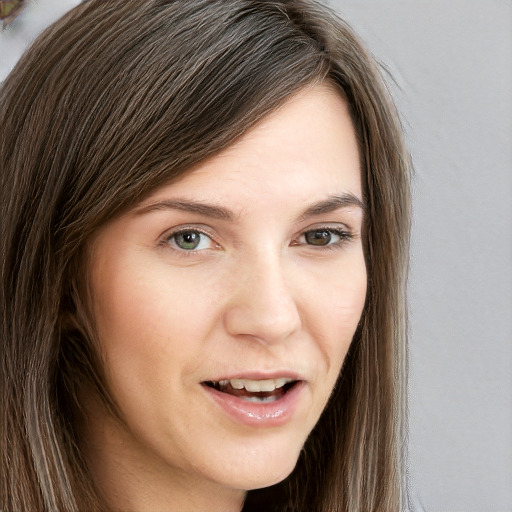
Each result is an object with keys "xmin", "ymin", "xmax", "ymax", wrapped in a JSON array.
[
  {"xmin": 168, "ymin": 230, "xmax": 213, "ymax": 251},
  {"xmin": 174, "ymin": 232, "xmax": 201, "ymax": 250}
]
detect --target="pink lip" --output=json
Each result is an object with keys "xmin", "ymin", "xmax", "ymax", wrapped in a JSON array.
[
  {"xmin": 202, "ymin": 380, "xmax": 305, "ymax": 427},
  {"xmin": 207, "ymin": 370, "xmax": 303, "ymax": 381}
]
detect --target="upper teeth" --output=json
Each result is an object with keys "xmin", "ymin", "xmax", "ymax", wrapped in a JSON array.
[{"xmin": 217, "ymin": 378, "xmax": 293, "ymax": 392}]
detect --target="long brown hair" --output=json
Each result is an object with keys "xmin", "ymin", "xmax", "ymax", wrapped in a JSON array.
[{"xmin": 0, "ymin": 1, "xmax": 411, "ymax": 510}]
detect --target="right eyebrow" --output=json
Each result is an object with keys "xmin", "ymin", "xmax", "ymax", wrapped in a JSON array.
[{"xmin": 133, "ymin": 199, "xmax": 236, "ymax": 221}]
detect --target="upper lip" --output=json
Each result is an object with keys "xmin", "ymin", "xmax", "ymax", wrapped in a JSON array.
[{"xmin": 202, "ymin": 370, "xmax": 306, "ymax": 383}]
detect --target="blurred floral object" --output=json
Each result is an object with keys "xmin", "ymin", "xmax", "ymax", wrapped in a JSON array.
[
  {"xmin": 0, "ymin": 0, "xmax": 80, "ymax": 82},
  {"xmin": 1, "ymin": 0, "xmax": 26, "ymax": 28}
]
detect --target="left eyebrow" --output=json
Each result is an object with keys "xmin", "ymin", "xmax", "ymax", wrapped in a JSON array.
[{"xmin": 296, "ymin": 193, "xmax": 365, "ymax": 222}]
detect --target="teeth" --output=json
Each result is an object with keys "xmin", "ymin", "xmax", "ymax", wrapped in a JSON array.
[
  {"xmin": 219, "ymin": 377, "xmax": 294, "ymax": 392},
  {"xmin": 230, "ymin": 379, "xmax": 244, "ymax": 390}
]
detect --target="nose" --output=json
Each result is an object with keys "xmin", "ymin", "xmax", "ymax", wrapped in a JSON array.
[{"xmin": 223, "ymin": 252, "xmax": 302, "ymax": 345}]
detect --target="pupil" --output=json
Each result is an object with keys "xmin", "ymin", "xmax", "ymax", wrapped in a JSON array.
[
  {"xmin": 176, "ymin": 232, "xmax": 200, "ymax": 249},
  {"xmin": 306, "ymin": 230, "xmax": 331, "ymax": 246}
]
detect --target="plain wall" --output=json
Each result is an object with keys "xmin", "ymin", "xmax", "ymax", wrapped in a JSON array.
[
  {"xmin": 1, "ymin": 1, "xmax": 511, "ymax": 511},
  {"xmin": 328, "ymin": 1, "xmax": 512, "ymax": 510}
]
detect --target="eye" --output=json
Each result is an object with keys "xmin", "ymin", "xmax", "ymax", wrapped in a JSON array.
[
  {"xmin": 167, "ymin": 230, "xmax": 215, "ymax": 251},
  {"xmin": 299, "ymin": 228, "xmax": 352, "ymax": 247}
]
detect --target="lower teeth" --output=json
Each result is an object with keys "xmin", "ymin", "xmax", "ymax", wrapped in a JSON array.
[{"xmin": 241, "ymin": 395, "xmax": 279, "ymax": 403}]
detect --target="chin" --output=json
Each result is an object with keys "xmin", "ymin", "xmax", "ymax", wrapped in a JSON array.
[
  {"xmin": 215, "ymin": 442, "xmax": 302, "ymax": 492},
  {"xmin": 247, "ymin": 467, "xmax": 296, "ymax": 491}
]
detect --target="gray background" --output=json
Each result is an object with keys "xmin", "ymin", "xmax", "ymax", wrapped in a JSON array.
[
  {"xmin": 329, "ymin": 2, "xmax": 512, "ymax": 510},
  {"xmin": 1, "ymin": 1, "xmax": 511, "ymax": 510}
]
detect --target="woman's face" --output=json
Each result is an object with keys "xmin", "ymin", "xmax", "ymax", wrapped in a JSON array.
[{"xmin": 87, "ymin": 84, "xmax": 366, "ymax": 503}]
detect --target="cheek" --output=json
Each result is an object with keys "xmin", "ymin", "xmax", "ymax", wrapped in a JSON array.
[
  {"xmin": 305, "ymin": 255, "xmax": 367, "ymax": 374},
  {"xmin": 90, "ymin": 259, "xmax": 222, "ymax": 380}
]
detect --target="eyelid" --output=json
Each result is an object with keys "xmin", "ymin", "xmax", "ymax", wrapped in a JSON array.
[
  {"xmin": 159, "ymin": 223, "xmax": 216, "ymax": 240},
  {"xmin": 299, "ymin": 221, "xmax": 356, "ymax": 235}
]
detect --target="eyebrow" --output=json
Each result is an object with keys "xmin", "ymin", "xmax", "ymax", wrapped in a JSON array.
[
  {"xmin": 134, "ymin": 199, "xmax": 236, "ymax": 221},
  {"xmin": 134, "ymin": 193, "xmax": 364, "ymax": 222},
  {"xmin": 296, "ymin": 193, "xmax": 365, "ymax": 222}
]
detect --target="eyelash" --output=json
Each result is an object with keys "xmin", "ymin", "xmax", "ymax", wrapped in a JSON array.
[{"xmin": 161, "ymin": 226, "xmax": 354, "ymax": 255}]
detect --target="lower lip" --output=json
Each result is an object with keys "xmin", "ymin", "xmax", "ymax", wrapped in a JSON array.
[{"xmin": 203, "ymin": 382, "xmax": 305, "ymax": 427}]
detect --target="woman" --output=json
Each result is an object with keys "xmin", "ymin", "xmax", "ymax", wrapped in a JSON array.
[{"xmin": 0, "ymin": 0, "xmax": 411, "ymax": 510}]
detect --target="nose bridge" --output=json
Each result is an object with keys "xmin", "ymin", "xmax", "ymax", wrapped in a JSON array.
[{"xmin": 223, "ymin": 248, "xmax": 301, "ymax": 344}]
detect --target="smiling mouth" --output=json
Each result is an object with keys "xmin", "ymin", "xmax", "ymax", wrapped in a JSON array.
[{"xmin": 202, "ymin": 378, "xmax": 299, "ymax": 403}]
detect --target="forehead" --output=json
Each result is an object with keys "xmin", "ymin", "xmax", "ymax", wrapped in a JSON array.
[{"xmin": 138, "ymin": 84, "xmax": 362, "ymax": 215}]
